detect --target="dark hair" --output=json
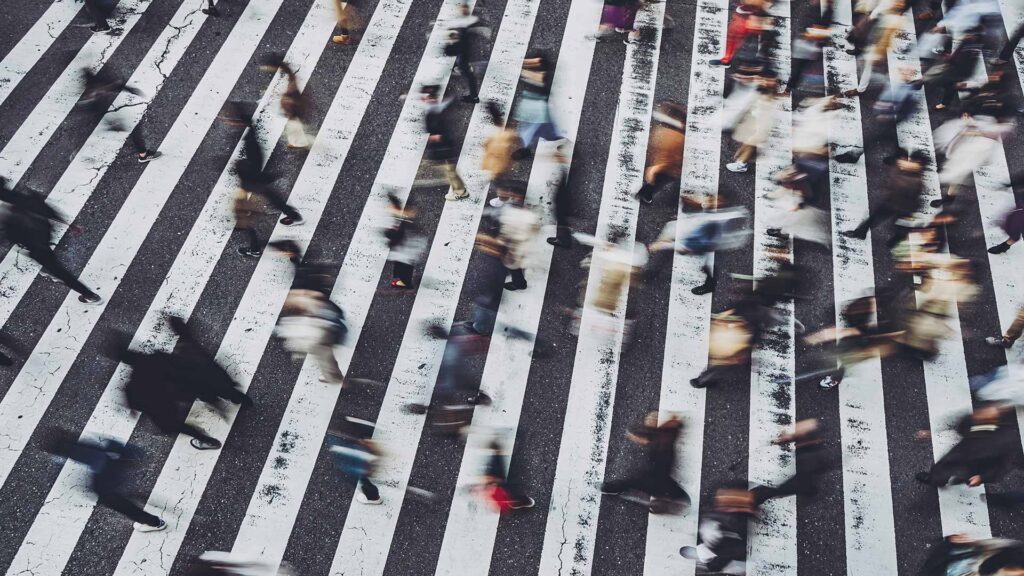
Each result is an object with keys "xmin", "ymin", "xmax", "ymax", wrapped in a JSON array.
[
  {"xmin": 420, "ymin": 84, "xmax": 441, "ymax": 98},
  {"xmin": 485, "ymin": 101, "xmax": 503, "ymax": 125}
]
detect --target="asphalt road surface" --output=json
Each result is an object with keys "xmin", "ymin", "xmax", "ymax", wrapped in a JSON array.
[{"xmin": 1, "ymin": 0, "xmax": 1024, "ymax": 575}]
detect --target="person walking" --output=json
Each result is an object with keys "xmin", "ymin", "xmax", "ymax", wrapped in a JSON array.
[
  {"xmin": 481, "ymin": 102, "xmax": 518, "ymax": 206},
  {"xmin": 78, "ymin": 68, "xmax": 161, "ymax": 163},
  {"xmin": 383, "ymin": 194, "xmax": 426, "ymax": 288},
  {"xmin": 841, "ymin": 149, "xmax": 926, "ymax": 246},
  {"xmin": 594, "ymin": 0, "xmax": 643, "ymax": 43},
  {"xmin": 726, "ymin": 73, "xmax": 781, "ymax": 173},
  {"xmin": 418, "ymin": 85, "xmax": 468, "ymax": 200},
  {"xmin": 751, "ymin": 419, "xmax": 832, "ymax": 503},
  {"xmin": 44, "ymin": 433, "xmax": 167, "ymax": 531},
  {"xmin": 444, "ymin": 2, "xmax": 489, "ymax": 103},
  {"xmin": 994, "ymin": 21, "xmax": 1024, "ymax": 65},
  {"xmin": 496, "ymin": 182, "xmax": 539, "ymax": 291},
  {"xmin": 987, "ymin": 204, "xmax": 1024, "ymax": 255},
  {"xmin": 601, "ymin": 412, "xmax": 691, "ymax": 513},
  {"xmin": 985, "ymin": 304, "xmax": 1024, "ymax": 349},
  {"xmin": 546, "ymin": 142, "xmax": 574, "ymax": 247},
  {"xmin": 478, "ymin": 440, "xmax": 535, "ymax": 511},
  {"xmin": 636, "ymin": 100, "xmax": 686, "ymax": 204},
  {"xmin": 512, "ymin": 50, "xmax": 561, "ymax": 161},
  {"xmin": 914, "ymin": 405, "xmax": 1017, "ymax": 488},
  {"xmin": 0, "ymin": 184, "xmax": 102, "ymax": 304},
  {"xmin": 680, "ymin": 483, "xmax": 759, "ymax": 574},
  {"xmin": 202, "ymin": 0, "xmax": 222, "ymax": 16},
  {"xmin": 82, "ymin": 0, "xmax": 114, "ymax": 32},
  {"xmin": 326, "ymin": 416, "xmax": 383, "ymax": 505},
  {"xmin": 710, "ymin": 1, "xmax": 769, "ymax": 66},
  {"xmin": 261, "ymin": 54, "xmax": 314, "ymax": 149}
]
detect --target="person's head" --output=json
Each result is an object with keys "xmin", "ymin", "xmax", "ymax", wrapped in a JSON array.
[
  {"xmin": 420, "ymin": 84, "xmax": 441, "ymax": 104},
  {"xmin": 260, "ymin": 52, "xmax": 286, "ymax": 72},
  {"xmin": 220, "ymin": 100, "xmax": 255, "ymax": 127}
]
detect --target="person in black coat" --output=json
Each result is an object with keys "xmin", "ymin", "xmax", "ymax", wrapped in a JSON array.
[
  {"xmin": 841, "ymin": 149, "xmax": 926, "ymax": 246},
  {"xmin": 229, "ymin": 101, "xmax": 303, "ymax": 226},
  {"xmin": 0, "ymin": 181, "xmax": 102, "ymax": 303},
  {"xmin": 445, "ymin": 2, "xmax": 490, "ymax": 104},
  {"xmin": 915, "ymin": 404, "xmax": 1017, "ymax": 488},
  {"xmin": 601, "ymin": 412, "xmax": 691, "ymax": 513},
  {"xmin": 546, "ymin": 143, "xmax": 574, "ymax": 247},
  {"xmin": 78, "ymin": 68, "xmax": 161, "ymax": 162},
  {"xmin": 751, "ymin": 419, "xmax": 832, "ymax": 503}
]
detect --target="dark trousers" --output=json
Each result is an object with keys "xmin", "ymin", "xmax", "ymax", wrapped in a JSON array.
[
  {"xmin": 456, "ymin": 57, "xmax": 478, "ymax": 98},
  {"xmin": 392, "ymin": 261, "xmax": 414, "ymax": 285},
  {"xmin": 787, "ymin": 58, "xmax": 812, "ymax": 93},
  {"xmin": 752, "ymin": 473, "xmax": 818, "ymax": 504},
  {"xmin": 97, "ymin": 491, "xmax": 161, "ymax": 526},
  {"xmin": 637, "ymin": 172, "xmax": 676, "ymax": 203},
  {"xmin": 853, "ymin": 207, "xmax": 909, "ymax": 247},
  {"xmin": 28, "ymin": 245, "xmax": 93, "ymax": 296},
  {"xmin": 358, "ymin": 476, "xmax": 380, "ymax": 500},
  {"xmin": 83, "ymin": 0, "xmax": 110, "ymax": 27},
  {"xmin": 507, "ymin": 268, "xmax": 526, "ymax": 289},
  {"xmin": 259, "ymin": 187, "xmax": 301, "ymax": 222},
  {"xmin": 238, "ymin": 227, "xmax": 260, "ymax": 252},
  {"xmin": 604, "ymin": 469, "xmax": 690, "ymax": 501},
  {"xmin": 1001, "ymin": 23, "xmax": 1024, "ymax": 62}
]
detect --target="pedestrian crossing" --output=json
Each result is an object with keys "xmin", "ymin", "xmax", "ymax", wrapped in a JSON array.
[{"xmin": 1, "ymin": 0, "xmax": 1024, "ymax": 575}]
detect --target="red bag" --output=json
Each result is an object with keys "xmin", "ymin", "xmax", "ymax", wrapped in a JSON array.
[{"xmin": 482, "ymin": 483, "xmax": 515, "ymax": 513}]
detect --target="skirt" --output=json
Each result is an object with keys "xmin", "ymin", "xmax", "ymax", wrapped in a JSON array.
[{"xmin": 601, "ymin": 5, "xmax": 637, "ymax": 30}]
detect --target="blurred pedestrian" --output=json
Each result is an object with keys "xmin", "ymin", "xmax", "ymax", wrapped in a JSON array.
[
  {"xmin": 594, "ymin": 0, "xmax": 643, "ymax": 43},
  {"xmin": 512, "ymin": 50, "xmax": 561, "ymax": 161},
  {"xmin": 601, "ymin": 412, "xmax": 691, "ymax": 513},
  {"xmin": 327, "ymin": 416, "xmax": 383, "ymax": 505},
  {"xmin": 383, "ymin": 193, "xmax": 426, "ymax": 288},
  {"xmin": 495, "ymin": 181, "xmax": 540, "ymax": 291},
  {"xmin": 841, "ymin": 149, "xmax": 926, "ymax": 246},
  {"xmin": 44, "ymin": 432, "xmax": 167, "ymax": 531},
  {"xmin": 186, "ymin": 552, "xmax": 295, "ymax": 575},
  {"xmin": 478, "ymin": 440, "xmax": 535, "ymax": 511},
  {"xmin": 81, "ymin": 0, "xmax": 114, "ymax": 32},
  {"xmin": 710, "ymin": 1, "xmax": 768, "ymax": 66},
  {"xmin": 680, "ymin": 483, "xmax": 759, "ymax": 575},
  {"xmin": 985, "ymin": 303, "xmax": 1024, "ymax": 349},
  {"xmin": 636, "ymin": 100, "xmax": 686, "ymax": 205},
  {"xmin": 751, "ymin": 419, "xmax": 832, "ymax": 503},
  {"xmin": 275, "ymin": 287, "xmax": 348, "ymax": 384},
  {"xmin": 444, "ymin": 2, "xmax": 490, "ymax": 104},
  {"xmin": 78, "ymin": 68, "xmax": 161, "ymax": 163},
  {"xmin": 915, "ymin": 405, "xmax": 1017, "ymax": 488},
  {"xmin": 262, "ymin": 54, "xmax": 314, "ymax": 149},
  {"xmin": 0, "ymin": 184, "xmax": 102, "ymax": 303},
  {"xmin": 417, "ymin": 85, "xmax": 468, "ymax": 200},
  {"xmin": 726, "ymin": 73, "xmax": 781, "ymax": 173},
  {"xmin": 545, "ymin": 142, "xmax": 575, "ymax": 247}
]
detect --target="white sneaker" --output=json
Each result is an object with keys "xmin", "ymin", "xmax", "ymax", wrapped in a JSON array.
[
  {"xmin": 445, "ymin": 190, "xmax": 468, "ymax": 201},
  {"xmin": 726, "ymin": 162, "xmax": 748, "ymax": 173},
  {"xmin": 356, "ymin": 491, "xmax": 382, "ymax": 505},
  {"xmin": 134, "ymin": 519, "xmax": 167, "ymax": 532},
  {"xmin": 488, "ymin": 197, "xmax": 504, "ymax": 208}
]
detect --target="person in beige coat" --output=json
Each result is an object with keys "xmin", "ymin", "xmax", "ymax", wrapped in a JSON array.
[
  {"xmin": 497, "ymin": 184, "xmax": 540, "ymax": 290},
  {"xmin": 726, "ymin": 74, "xmax": 781, "ymax": 173},
  {"xmin": 481, "ymin": 102, "xmax": 519, "ymax": 207}
]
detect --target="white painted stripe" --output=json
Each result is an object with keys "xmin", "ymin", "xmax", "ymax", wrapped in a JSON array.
[
  {"xmin": 225, "ymin": 0, "xmax": 466, "ymax": 568},
  {"xmin": 887, "ymin": 10, "xmax": 990, "ymax": 538},
  {"xmin": 432, "ymin": 1, "xmax": 601, "ymax": 573},
  {"xmin": 642, "ymin": 1, "xmax": 726, "ymax": 574},
  {"xmin": 824, "ymin": 2, "xmax": 898, "ymax": 572},
  {"xmin": 0, "ymin": 0, "xmax": 157, "ymax": 184},
  {"xmin": 108, "ymin": 0, "xmax": 419, "ymax": 572},
  {"xmin": 997, "ymin": 0, "xmax": 1024, "ymax": 94},
  {"xmin": 0, "ymin": 0, "xmax": 83, "ymax": 106},
  {"xmin": 3, "ymin": 3, "xmax": 338, "ymax": 572},
  {"xmin": 0, "ymin": 0, "xmax": 211, "ymax": 328},
  {"xmin": 325, "ymin": 0, "xmax": 543, "ymax": 573},
  {"xmin": 745, "ymin": 2, "xmax": 796, "ymax": 575},
  {"xmin": 0, "ymin": 0, "xmax": 288, "ymax": 495},
  {"xmin": 535, "ymin": 4, "xmax": 664, "ymax": 576}
]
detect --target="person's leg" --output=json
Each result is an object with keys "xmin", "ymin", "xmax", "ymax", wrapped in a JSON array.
[
  {"xmin": 443, "ymin": 162, "xmax": 466, "ymax": 196},
  {"xmin": 203, "ymin": 0, "xmax": 221, "ymax": 16},
  {"xmin": 239, "ymin": 227, "xmax": 261, "ymax": 254},
  {"xmin": 84, "ymin": 0, "xmax": 111, "ymax": 31},
  {"xmin": 692, "ymin": 259, "xmax": 715, "ymax": 295},
  {"xmin": 999, "ymin": 23, "xmax": 1024, "ymax": 62},
  {"xmin": 359, "ymin": 477, "xmax": 381, "ymax": 501},
  {"xmin": 1004, "ymin": 307, "xmax": 1024, "ymax": 342},
  {"xmin": 285, "ymin": 117, "xmax": 310, "ymax": 148},
  {"xmin": 857, "ymin": 57, "xmax": 876, "ymax": 93},
  {"xmin": 29, "ymin": 247, "xmax": 97, "ymax": 298},
  {"xmin": 786, "ymin": 58, "xmax": 809, "ymax": 93},
  {"xmin": 97, "ymin": 493, "xmax": 162, "ymax": 526},
  {"xmin": 506, "ymin": 268, "xmax": 527, "ymax": 290},
  {"xmin": 392, "ymin": 261, "xmax": 414, "ymax": 286},
  {"xmin": 314, "ymin": 344, "xmax": 345, "ymax": 383},
  {"xmin": 259, "ymin": 187, "xmax": 302, "ymax": 222},
  {"xmin": 179, "ymin": 423, "xmax": 221, "ymax": 446},
  {"xmin": 457, "ymin": 58, "xmax": 479, "ymax": 100},
  {"xmin": 735, "ymin": 144, "xmax": 755, "ymax": 164}
]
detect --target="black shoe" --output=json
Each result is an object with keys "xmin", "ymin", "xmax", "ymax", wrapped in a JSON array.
[
  {"xmin": 988, "ymin": 242, "xmax": 1011, "ymax": 254},
  {"xmin": 600, "ymin": 484, "xmax": 622, "ymax": 495},
  {"xmin": 504, "ymin": 281, "xmax": 526, "ymax": 291},
  {"xmin": 546, "ymin": 237, "xmax": 571, "ymax": 247},
  {"xmin": 708, "ymin": 59, "xmax": 727, "ymax": 66},
  {"xmin": 467, "ymin": 391, "xmax": 492, "ymax": 406},
  {"xmin": 78, "ymin": 292, "xmax": 102, "ymax": 304},
  {"xmin": 280, "ymin": 215, "xmax": 303, "ymax": 226},
  {"xmin": 462, "ymin": 95, "xmax": 480, "ymax": 104},
  {"xmin": 90, "ymin": 23, "xmax": 111, "ymax": 33},
  {"xmin": 201, "ymin": 7, "xmax": 220, "ymax": 16},
  {"xmin": 929, "ymin": 197, "xmax": 953, "ymax": 208},
  {"xmin": 841, "ymin": 229, "xmax": 867, "ymax": 239},
  {"xmin": 238, "ymin": 247, "xmax": 262, "ymax": 258},
  {"xmin": 638, "ymin": 193, "xmax": 653, "ymax": 205},
  {"xmin": 691, "ymin": 283, "xmax": 714, "ymax": 295},
  {"xmin": 512, "ymin": 148, "xmax": 533, "ymax": 161},
  {"xmin": 914, "ymin": 472, "xmax": 932, "ymax": 484},
  {"xmin": 190, "ymin": 437, "xmax": 222, "ymax": 450},
  {"xmin": 137, "ymin": 151, "xmax": 161, "ymax": 163},
  {"xmin": 690, "ymin": 378, "xmax": 706, "ymax": 388},
  {"xmin": 766, "ymin": 228, "xmax": 785, "ymax": 238}
]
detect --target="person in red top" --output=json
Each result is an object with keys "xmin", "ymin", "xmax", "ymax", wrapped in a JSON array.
[{"xmin": 710, "ymin": 1, "xmax": 770, "ymax": 67}]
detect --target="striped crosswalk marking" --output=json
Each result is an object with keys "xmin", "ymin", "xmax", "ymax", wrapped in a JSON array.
[
  {"xmin": 642, "ymin": 1, "xmax": 726, "ymax": 574},
  {"xmin": 535, "ymin": 3, "xmax": 665, "ymax": 575},
  {"xmin": 824, "ymin": 2, "xmax": 899, "ymax": 573},
  {"xmin": 889, "ymin": 9, "xmax": 990, "ymax": 537},
  {"xmin": 325, "ymin": 0, "xmax": 545, "ymax": 572},
  {"xmin": 433, "ymin": 0, "xmax": 601, "ymax": 573}
]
